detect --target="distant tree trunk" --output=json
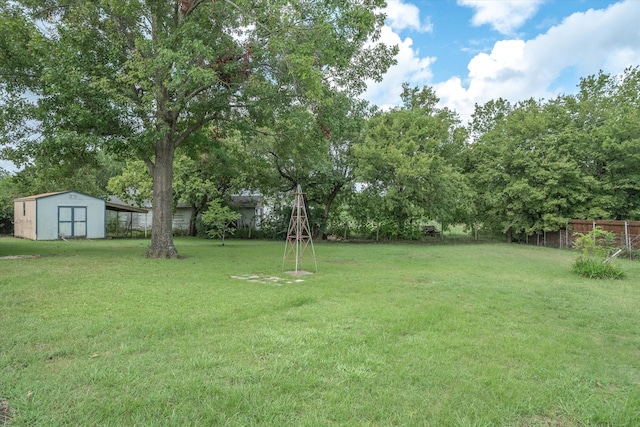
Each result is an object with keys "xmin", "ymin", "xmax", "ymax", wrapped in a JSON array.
[
  {"xmin": 317, "ymin": 183, "xmax": 343, "ymax": 239},
  {"xmin": 147, "ymin": 138, "xmax": 179, "ymax": 258},
  {"xmin": 189, "ymin": 206, "xmax": 198, "ymax": 236},
  {"xmin": 506, "ymin": 227, "xmax": 513, "ymax": 243}
]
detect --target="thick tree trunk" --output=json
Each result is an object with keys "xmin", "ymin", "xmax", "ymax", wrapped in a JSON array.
[{"xmin": 147, "ymin": 139, "xmax": 179, "ymax": 258}]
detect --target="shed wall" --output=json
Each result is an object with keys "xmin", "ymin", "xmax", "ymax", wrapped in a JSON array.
[
  {"xmin": 36, "ymin": 192, "xmax": 106, "ymax": 240},
  {"xmin": 13, "ymin": 199, "xmax": 37, "ymax": 240}
]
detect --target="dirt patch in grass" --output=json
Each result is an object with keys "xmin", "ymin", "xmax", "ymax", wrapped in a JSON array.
[
  {"xmin": 0, "ymin": 255, "xmax": 40, "ymax": 260},
  {"xmin": 0, "ymin": 399, "xmax": 12, "ymax": 425},
  {"xmin": 284, "ymin": 270, "xmax": 314, "ymax": 276},
  {"xmin": 231, "ymin": 274, "xmax": 306, "ymax": 285},
  {"xmin": 517, "ymin": 414, "xmax": 579, "ymax": 426}
]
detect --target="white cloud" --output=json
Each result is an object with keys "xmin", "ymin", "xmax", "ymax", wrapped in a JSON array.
[
  {"xmin": 0, "ymin": 160, "xmax": 18, "ymax": 173},
  {"xmin": 467, "ymin": 39, "xmax": 525, "ymax": 80},
  {"xmin": 385, "ymin": 0, "xmax": 433, "ymax": 33},
  {"xmin": 458, "ymin": 0, "xmax": 545, "ymax": 35},
  {"xmin": 434, "ymin": 0, "xmax": 640, "ymax": 118},
  {"xmin": 362, "ymin": 25, "xmax": 436, "ymax": 109}
]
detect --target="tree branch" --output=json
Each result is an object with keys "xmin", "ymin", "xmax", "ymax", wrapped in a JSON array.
[{"xmin": 173, "ymin": 112, "xmax": 218, "ymax": 148}]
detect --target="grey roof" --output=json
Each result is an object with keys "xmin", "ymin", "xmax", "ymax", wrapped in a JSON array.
[{"xmin": 106, "ymin": 201, "xmax": 149, "ymax": 214}]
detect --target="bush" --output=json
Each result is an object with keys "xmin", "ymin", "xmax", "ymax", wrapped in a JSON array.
[
  {"xmin": 572, "ymin": 257, "xmax": 625, "ymax": 279},
  {"xmin": 573, "ymin": 226, "xmax": 617, "ymax": 258},
  {"xmin": 572, "ymin": 227, "xmax": 625, "ymax": 279},
  {"xmin": 200, "ymin": 199, "xmax": 241, "ymax": 245},
  {"xmin": 0, "ymin": 172, "xmax": 18, "ymax": 235}
]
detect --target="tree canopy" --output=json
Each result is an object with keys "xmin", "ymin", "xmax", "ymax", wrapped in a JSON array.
[
  {"xmin": 0, "ymin": 0, "xmax": 396, "ymax": 257},
  {"xmin": 352, "ymin": 86, "xmax": 470, "ymax": 238},
  {"xmin": 466, "ymin": 67, "xmax": 640, "ymax": 240},
  {"xmin": 2, "ymin": 0, "xmax": 639, "ymax": 246}
]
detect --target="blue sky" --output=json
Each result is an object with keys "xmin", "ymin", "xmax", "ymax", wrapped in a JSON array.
[{"xmin": 364, "ymin": 0, "xmax": 640, "ymax": 117}]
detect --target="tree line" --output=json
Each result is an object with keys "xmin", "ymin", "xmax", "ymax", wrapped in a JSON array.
[
  {"xmin": 1, "ymin": 2, "xmax": 639, "ymax": 251},
  {"xmin": 3, "ymin": 67, "xmax": 639, "ymax": 243}
]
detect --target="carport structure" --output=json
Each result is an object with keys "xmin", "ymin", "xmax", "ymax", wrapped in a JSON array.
[{"xmin": 106, "ymin": 199, "xmax": 149, "ymax": 237}]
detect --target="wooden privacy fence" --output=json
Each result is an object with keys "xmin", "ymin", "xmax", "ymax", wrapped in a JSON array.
[{"xmin": 525, "ymin": 220, "xmax": 640, "ymax": 252}]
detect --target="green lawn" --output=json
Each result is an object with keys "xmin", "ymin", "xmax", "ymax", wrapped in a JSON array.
[{"xmin": 1, "ymin": 237, "xmax": 639, "ymax": 426}]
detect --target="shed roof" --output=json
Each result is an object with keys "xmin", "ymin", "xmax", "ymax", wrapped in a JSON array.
[
  {"xmin": 14, "ymin": 191, "xmax": 66, "ymax": 202},
  {"xmin": 14, "ymin": 190, "xmax": 104, "ymax": 202}
]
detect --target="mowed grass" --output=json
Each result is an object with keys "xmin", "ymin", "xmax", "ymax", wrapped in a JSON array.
[{"xmin": 1, "ymin": 237, "xmax": 639, "ymax": 426}]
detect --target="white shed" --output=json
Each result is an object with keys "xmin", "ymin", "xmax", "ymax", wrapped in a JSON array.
[{"xmin": 14, "ymin": 190, "xmax": 106, "ymax": 240}]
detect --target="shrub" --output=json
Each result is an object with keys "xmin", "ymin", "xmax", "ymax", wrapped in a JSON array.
[
  {"xmin": 572, "ymin": 227, "xmax": 625, "ymax": 279},
  {"xmin": 573, "ymin": 226, "xmax": 617, "ymax": 258},
  {"xmin": 572, "ymin": 257, "xmax": 625, "ymax": 279},
  {"xmin": 200, "ymin": 199, "xmax": 241, "ymax": 245}
]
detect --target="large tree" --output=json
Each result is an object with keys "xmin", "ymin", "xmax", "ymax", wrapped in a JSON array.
[
  {"xmin": 353, "ymin": 85, "xmax": 470, "ymax": 238},
  {"xmin": 0, "ymin": 0, "xmax": 396, "ymax": 257},
  {"xmin": 467, "ymin": 98, "xmax": 587, "ymax": 240},
  {"xmin": 574, "ymin": 68, "xmax": 640, "ymax": 220},
  {"xmin": 242, "ymin": 89, "xmax": 369, "ymax": 238},
  {"xmin": 466, "ymin": 68, "xmax": 640, "ymax": 241}
]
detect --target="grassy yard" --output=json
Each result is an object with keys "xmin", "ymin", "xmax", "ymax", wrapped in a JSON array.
[{"xmin": 1, "ymin": 237, "xmax": 639, "ymax": 426}]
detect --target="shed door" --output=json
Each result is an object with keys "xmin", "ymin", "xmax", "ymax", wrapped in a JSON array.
[{"xmin": 59, "ymin": 206, "xmax": 87, "ymax": 238}]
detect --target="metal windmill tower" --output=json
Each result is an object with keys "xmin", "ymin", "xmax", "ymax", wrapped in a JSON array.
[{"xmin": 282, "ymin": 184, "xmax": 317, "ymax": 273}]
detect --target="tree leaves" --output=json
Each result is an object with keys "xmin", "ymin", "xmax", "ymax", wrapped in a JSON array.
[
  {"xmin": 0, "ymin": 0, "xmax": 395, "ymax": 256},
  {"xmin": 353, "ymin": 85, "xmax": 470, "ymax": 236},
  {"xmin": 467, "ymin": 67, "xmax": 640, "ymax": 238}
]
